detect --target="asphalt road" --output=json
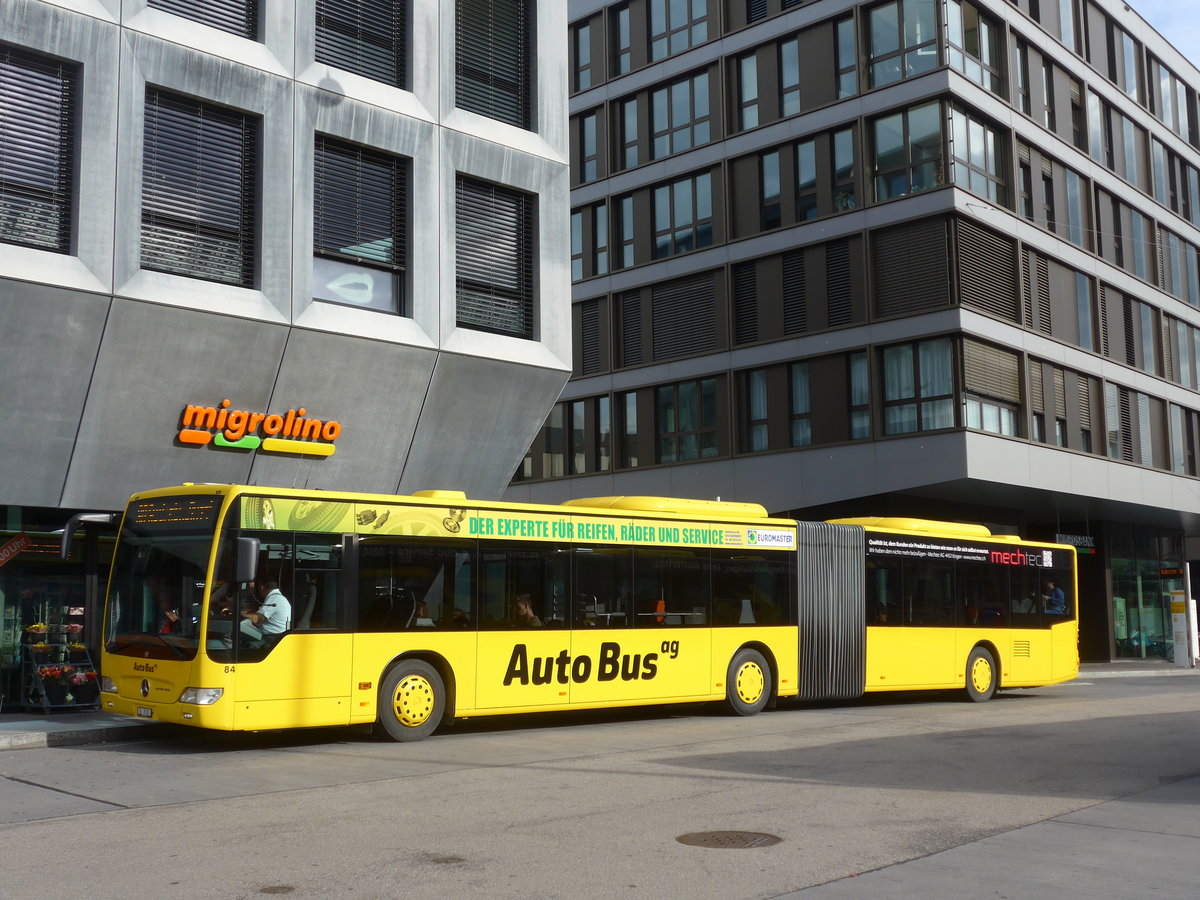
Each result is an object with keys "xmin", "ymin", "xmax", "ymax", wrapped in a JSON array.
[{"xmin": 2, "ymin": 675, "xmax": 1199, "ymax": 899}]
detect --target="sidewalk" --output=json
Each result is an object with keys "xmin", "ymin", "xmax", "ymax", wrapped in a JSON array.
[{"xmin": 1, "ymin": 661, "xmax": 1195, "ymax": 752}]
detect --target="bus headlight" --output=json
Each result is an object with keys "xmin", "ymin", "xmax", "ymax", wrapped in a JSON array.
[
  {"xmin": 180, "ymin": 687, "xmax": 224, "ymax": 705},
  {"xmin": 99, "ymin": 676, "xmax": 117, "ymax": 693}
]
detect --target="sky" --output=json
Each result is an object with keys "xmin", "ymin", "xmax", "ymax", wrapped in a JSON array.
[{"xmin": 1133, "ymin": 1, "xmax": 1200, "ymax": 71}]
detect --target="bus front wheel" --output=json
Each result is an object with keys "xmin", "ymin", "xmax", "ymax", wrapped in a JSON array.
[
  {"xmin": 378, "ymin": 660, "xmax": 445, "ymax": 741},
  {"xmin": 725, "ymin": 648, "xmax": 772, "ymax": 716},
  {"xmin": 964, "ymin": 646, "xmax": 997, "ymax": 702}
]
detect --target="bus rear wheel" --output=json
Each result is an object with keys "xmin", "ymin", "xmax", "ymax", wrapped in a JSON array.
[
  {"xmin": 378, "ymin": 660, "xmax": 445, "ymax": 741},
  {"xmin": 964, "ymin": 646, "xmax": 997, "ymax": 702},
  {"xmin": 725, "ymin": 648, "xmax": 772, "ymax": 716}
]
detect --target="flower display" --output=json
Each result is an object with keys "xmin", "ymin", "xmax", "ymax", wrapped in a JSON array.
[
  {"xmin": 36, "ymin": 664, "xmax": 76, "ymax": 685},
  {"xmin": 70, "ymin": 670, "xmax": 97, "ymax": 686},
  {"xmin": 25, "ymin": 622, "xmax": 48, "ymax": 634},
  {"xmin": 64, "ymin": 623, "xmax": 84, "ymax": 634}
]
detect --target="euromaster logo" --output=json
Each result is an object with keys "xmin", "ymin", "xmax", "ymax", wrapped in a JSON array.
[{"xmin": 178, "ymin": 400, "xmax": 341, "ymax": 457}]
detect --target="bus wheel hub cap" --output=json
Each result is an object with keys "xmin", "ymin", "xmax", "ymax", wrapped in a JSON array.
[
  {"xmin": 736, "ymin": 663, "xmax": 764, "ymax": 703},
  {"xmin": 394, "ymin": 675, "xmax": 434, "ymax": 727},
  {"xmin": 971, "ymin": 660, "xmax": 992, "ymax": 692}
]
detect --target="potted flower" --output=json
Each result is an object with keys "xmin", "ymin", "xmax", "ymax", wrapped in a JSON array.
[
  {"xmin": 36, "ymin": 663, "xmax": 76, "ymax": 705},
  {"xmin": 24, "ymin": 622, "xmax": 48, "ymax": 643},
  {"xmin": 67, "ymin": 641, "xmax": 88, "ymax": 662},
  {"xmin": 69, "ymin": 669, "xmax": 99, "ymax": 705},
  {"xmin": 64, "ymin": 623, "xmax": 84, "ymax": 636},
  {"xmin": 30, "ymin": 640, "xmax": 51, "ymax": 663}
]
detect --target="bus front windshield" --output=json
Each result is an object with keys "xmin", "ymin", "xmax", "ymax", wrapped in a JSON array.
[{"xmin": 104, "ymin": 496, "xmax": 224, "ymax": 661}]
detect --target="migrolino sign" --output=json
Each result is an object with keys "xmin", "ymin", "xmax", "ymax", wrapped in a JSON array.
[{"xmin": 178, "ymin": 400, "xmax": 342, "ymax": 457}]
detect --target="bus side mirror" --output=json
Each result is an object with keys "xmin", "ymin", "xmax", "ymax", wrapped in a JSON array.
[{"xmin": 237, "ymin": 537, "xmax": 260, "ymax": 584}]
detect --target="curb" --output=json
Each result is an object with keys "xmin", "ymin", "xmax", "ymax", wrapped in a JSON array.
[{"xmin": 0, "ymin": 721, "xmax": 181, "ymax": 752}]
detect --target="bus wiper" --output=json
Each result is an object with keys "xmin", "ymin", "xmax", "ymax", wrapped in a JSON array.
[{"xmin": 105, "ymin": 633, "xmax": 190, "ymax": 660}]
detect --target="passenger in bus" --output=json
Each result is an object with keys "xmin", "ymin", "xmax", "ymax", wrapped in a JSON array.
[
  {"xmin": 412, "ymin": 600, "xmax": 435, "ymax": 627},
  {"xmin": 240, "ymin": 579, "xmax": 292, "ymax": 642},
  {"xmin": 1041, "ymin": 579, "xmax": 1067, "ymax": 615},
  {"xmin": 512, "ymin": 594, "xmax": 542, "ymax": 627},
  {"xmin": 448, "ymin": 607, "xmax": 471, "ymax": 628},
  {"xmin": 149, "ymin": 576, "xmax": 181, "ymax": 634}
]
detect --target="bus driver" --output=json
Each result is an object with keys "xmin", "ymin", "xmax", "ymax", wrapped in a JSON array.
[{"xmin": 240, "ymin": 580, "xmax": 292, "ymax": 642}]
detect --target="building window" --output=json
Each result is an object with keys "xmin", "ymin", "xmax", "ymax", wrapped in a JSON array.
[
  {"xmin": 790, "ymin": 362, "xmax": 812, "ymax": 446},
  {"xmin": 796, "ymin": 140, "xmax": 817, "ymax": 220},
  {"xmin": 849, "ymin": 350, "xmax": 871, "ymax": 439},
  {"xmin": 882, "ymin": 337, "xmax": 954, "ymax": 435},
  {"xmin": 543, "ymin": 403, "xmax": 565, "ymax": 477},
  {"xmin": 315, "ymin": 0, "xmax": 406, "ymax": 87},
  {"xmin": 738, "ymin": 53, "xmax": 759, "ymax": 130},
  {"xmin": 597, "ymin": 396, "xmax": 612, "ymax": 472},
  {"xmin": 580, "ymin": 112, "xmax": 599, "ymax": 182},
  {"xmin": 620, "ymin": 391, "xmax": 639, "ymax": 467},
  {"xmin": 572, "ymin": 202, "xmax": 609, "ymax": 282},
  {"xmin": 745, "ymin": 369, "xmax": 769, "ymax": 452},
  {"xmin": 618, "ymin": 194, "xmax": 635, "ymax": 268},
  {"xmin": 761, "ymin": 151, "xmax": 781, "ymax": 230},
  {"xmin": 1057, "ymin": 0, "xmax": 1079, "ymax": 54},
  {"xmin": 836, "ymin": 16, "xmax": 858, "ymax": 98},
  {"xmin": 949, "ymin": 106, "xmax": 1005, "ymax": 204},
  {"xmin": 1041, "ymin": 60, "xmax": 1055, "ymax": 131},
  {"xmin": 1130, "ymin": 210, "xmax": 1150, "ymax": 281},
  {"xmin": 455, "ymin": 175, "xmax": 534, "ymax": 339},
  {"xmin": 612, "ymin": 5, "xmax": 631, "ymax": 75},
  {"xmin": 148, "ymin": 0, "xmax": 258, "ymax": 39},
  {"xmin": 1018, "ymin": 157, "xmax": 1033, "ymax": 219},
  {"xmin": 834, "ymin": 128, "xmax": 857, "ymax": 212},
  {"xmin": 1074, "ymin": 273, "xmax": 1094, "ymax": 351},
  {"xmin": 574, "ymin": 22, "xmax": 592, "ymax": 91},
  {"xmin": 657, "ymin": 378, "xmax": 718, "ymax": 463},
  {"xmin": 652, "ymin": 72, "xmax": 710, "ymax": 159},
  {"xmin": 945, "ymin": 1, "xmax": 1000, "ymax": 94},
  {"xmin": 313, "ymin": 136, "xmax": 408, "ymax": 314},
  {"xmin": 621, "ymin": 99, "xmax": 639, "ymax": 169},
  {"xmin": 873, "ymin": 101, "xmax": 943, "ymax": 201},
  {"xmin": 0, "ymin": 47, "xmax": 77, "ymax": 254},
  {"xmin": 649, "ymin": 0, "xmax": 708, "ymax": 61},
  {"xmin": 1064, "ymin": 167, "xmax": 1086, "ymax": 248},
  {"xmin": 963, "ymin": 397, "xmax": 1017, "ymax": 435},
  {"xmin": 867, "ymin": 0, "xmax": 938, "ymax": 88},
  {"xmin": 141, "ymin": 89, "xmax": 257, "ymax": 286},
  {"xmin": 1015, "ymin": 41, "xmax": 1031, "ymax": 115},
  {"xmin": 652, "ymin": 172, "xmax": 713, "ymax": 258},
  {"xmin": 456, "ymin": 0, "xmax": 532, "ymax": 130},
  {"xmin": 780, "ymin": 37, "xmax": 801, "ymax": 116},
  {"xmin": 1087, "ymin": 90, "xmax": 1105, "ymax": 164}
]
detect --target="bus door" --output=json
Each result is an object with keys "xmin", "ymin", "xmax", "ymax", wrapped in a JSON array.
[
  {"xmin": 474, "ymin": 543, "xmax": 572, "ymax": 710},
  {"xmin": 569, "ymin": 547, "xmax": 711, "ymax": 706},
  {"xmin": 231, "ymin": 533, "xmax": 353, "ymax": 729}
]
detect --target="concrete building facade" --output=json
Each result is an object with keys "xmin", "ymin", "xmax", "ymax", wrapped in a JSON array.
[
  {"xmin": 507, "ymin": 0, "xmax": 1200, "ymax": 663},
  {"xmin": 0, "ymin": 0, "xmax": 569, "ymax": 704}
]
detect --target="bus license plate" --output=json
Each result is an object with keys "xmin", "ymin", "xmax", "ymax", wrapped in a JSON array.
[{"xmin": 136, "ymin": 707, "xmax": 153, "ymax": 718}]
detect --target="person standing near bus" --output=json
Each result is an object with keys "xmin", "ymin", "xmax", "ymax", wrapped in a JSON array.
[{"xmin": 241, "ymin": 579, "xmax": 292, "ymax": 641}]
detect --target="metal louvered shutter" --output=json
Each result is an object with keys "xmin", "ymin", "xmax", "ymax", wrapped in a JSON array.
[
  {"xmin": 0, "ymin": 47, "xmax": 76, "ymax": 254},
  {"xmin": 957, "ymin": 218, "xmax": 1018, "ymax": 320},
  {"xmin": 455, "ymin": 176, "xmax": 534, "ymax": 339},
  {"xmin": 456, "ymin": 0, "xmax": 532, "ymax": 129},
  {"xmin": 314, "ymin": 136, "xmax": 406, "ymax": 271},
  {"xmin": 1035, "ymin": 255, "xmax": 1051, "ymax": 333},
  {"xmin": 795, "ymin": 522, "xmax": 866, "ymax": 701},
  {"xmin": 733, "ymin": 261, "xmax": 758, "ymax": 344},
  {"xmin": 580, "ymin": 299, "xmax": 601, "ymax": 374},
  {"xmin": 963, "ymin": 340, "xmax": 1021, "ymax": 403},
  {"xmin": 1099, "ymin": 284, "xmax": 1110, "ymax": 356},
  {"xmin": 826, "ymin": 241, "xmax": 853, "ymax": 326},
  {"xmin": 873, "ymin": 219, "xmax": 949, "ymax": 318},
  {"xmin": 782, "ymin": 249, "xmax": 807, "ymax": 335},
  {"xmin": 652, "ymin": 272, "xmax": 716, "ymax": 360},
  {"xmin": 1029, "ymin": 361, "xmax": 1044, "ymax": 412},
  {"xmin": 747, "ymin": 0, "xmax": 768, "ymax": 21},
  {"xmin": 316, "ymin": 0, "xmax": 406, "ymax": 88},
  {"xmin": 620, "ymin": 291, "xmax": 643, "ymax": 367},
  {"xmin": 1053, "ymin": 367, "xmax": 1067, "ymax": 417},
  {"xmin": 141, "ymin": 89, "xmax": 257, "ymax": 286},
  {"xmin": 1122, "ymin": 297, "xmax": 1137, "ymax": 366},
  {"xmin": 1078, "ymin": 376, "xmax": 1092, "ymax": 430},
  {"xmin": 148, "ymin": 0, "xmax": 258, "ymax": 39}
]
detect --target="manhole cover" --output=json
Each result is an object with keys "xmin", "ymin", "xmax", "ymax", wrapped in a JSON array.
[{"xmin": 676, "ymin": 831, "xmax": 782, "ymax": 849}]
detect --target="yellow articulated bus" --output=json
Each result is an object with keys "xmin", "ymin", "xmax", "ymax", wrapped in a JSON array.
[{"xmin": 63, "ymin": 485, "xmax": 1078, "ymax": 741}]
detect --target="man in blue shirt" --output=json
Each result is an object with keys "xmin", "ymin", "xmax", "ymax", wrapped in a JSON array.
[{"xmin": 1042, "ymin": 578, "xmax": 1066, "ymax": 615}]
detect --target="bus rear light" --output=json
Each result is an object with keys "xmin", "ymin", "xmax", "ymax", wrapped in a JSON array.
[
  {"xmin": 99, "ymin": 676, "xmax": 117, "ymax": 693},
  {"xmin": 180, "ymin": 687, "xmax": 224, "ymax": 705}
]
